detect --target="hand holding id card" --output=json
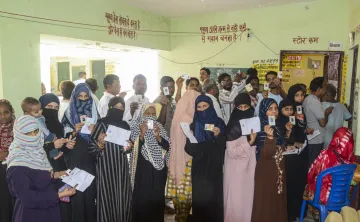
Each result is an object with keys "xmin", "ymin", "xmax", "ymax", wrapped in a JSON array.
[
  {"xmin": 264, "ymin": 83, "xmax": 270, "ymax": 91},
  {"xmin": 204, "ymin": 124, "xmax": 214, "ymax": 131}
]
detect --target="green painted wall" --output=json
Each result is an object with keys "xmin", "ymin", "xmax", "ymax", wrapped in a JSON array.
[
  {"xmin": 0, "ymin": 0, "xmax": 170, "ymax": 113},
  {"xmin": 159, "ymin": 0, "xmax": 348, "ymax": 81}
]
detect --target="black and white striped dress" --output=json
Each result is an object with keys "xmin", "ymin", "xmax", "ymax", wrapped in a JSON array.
[{"xmin": 90, "ymin": 121, "xmax": 132, "ymax": 222}]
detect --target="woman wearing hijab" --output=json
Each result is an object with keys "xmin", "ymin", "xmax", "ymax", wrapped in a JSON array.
[
  {"xmin": 130, "ymin": 103, "xmax": 171, "ymax": 222},
  {"xmin": 251, "ymin": 98, "xmax": 287, "ymax": 222},
  {"xmin": 167, "ymin": 90, "xmax": 200, "ymax": 222},
  {"xmin": 304, "ymin": 127, "xmax": 355, "ymax": 221},
  {"xmin": 90, "ymin": 97, "xmax": 132, "ymax": 222},
  {"xmin": 61, "ymin": 83, "xmax": 98, "ymax": 222},
  {"xmin": 184, "ymin": 95, "xmax": 226, "ymax": 222},
  {"xmin": 223, "ymin": 93, "xmax": 256, "ymax": 222},
  {"xmin": 39, "ymin": 93, "xmax": 74, "ymax": 222},
  {"xmin": 286, "ymin": 84, "xmax": 309, "ymax": 222},
  {"xmin": 0, "ymin": 99, "xmax": 15, "ymax": 222},
  {"xmin": 6, "ymin": 115, "xmax": 76, "ymax": 222}
]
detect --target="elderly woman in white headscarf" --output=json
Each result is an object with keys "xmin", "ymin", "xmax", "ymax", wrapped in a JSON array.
[{"xmin": 130, "ymin": 103, "xmax": 171, "ymax": 222}]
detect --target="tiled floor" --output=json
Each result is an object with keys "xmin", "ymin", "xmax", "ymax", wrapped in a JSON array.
[{"xmin": 164, "ymin": 214, "xmax": 315, "ymax": 222}]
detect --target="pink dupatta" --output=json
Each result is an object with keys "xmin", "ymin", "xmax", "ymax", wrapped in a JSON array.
[{"xmin": 169, "ymin": 90, "xmax": 200, "ymax": 185}]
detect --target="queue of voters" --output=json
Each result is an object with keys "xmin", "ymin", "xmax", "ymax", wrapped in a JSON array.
[{"xmin": 0, "ymin": 68, "xmax": 357, "ymax": 222}]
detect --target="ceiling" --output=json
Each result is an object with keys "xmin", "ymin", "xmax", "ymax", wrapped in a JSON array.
[{"xmin": 120, "ymin": 0, "xmax": 315, "ymax": 17}]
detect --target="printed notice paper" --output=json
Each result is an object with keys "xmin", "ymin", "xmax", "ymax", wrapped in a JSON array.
[
  {"xmin": 104, "ymin": 125, "xmax": 131, "ymax": 147},
  {"xmin": 180, "ymin": 122, "xmax": 198, "ymax": 143},
  {"xmin": 62, "ymin": 168, "xmax": 95, "ymax": 192},
  {"xmin": 239, "ymin": 117, "xmax": 261, "ymax": 135}
]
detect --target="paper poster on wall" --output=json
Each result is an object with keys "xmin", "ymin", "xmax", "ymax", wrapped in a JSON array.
[
  {"xmin": 328, "ymin": 54, "xmax": 340, "ymax": 81},
  {"xmin": 308, "ymin": 58, "xmax": 321, "ymax": 70},
  {"xmin": 293, "ymin": 69, "xmax": 305, "ymax": 77},
  {"xmin": 282, "ymin": 55, "xmax": 302, "ymax": 69},
  {"xmin": 340, "ymin": 55, "xmax": 348, "ymax": 103},
  {"xmin": 251, "ymin": 59, "xmax": 279, "ymax": 84}
]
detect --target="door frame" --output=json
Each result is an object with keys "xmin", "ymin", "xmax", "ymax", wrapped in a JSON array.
[{"xmin": 348, "ymin": 45, "xmax": 359, "ymax": 130}]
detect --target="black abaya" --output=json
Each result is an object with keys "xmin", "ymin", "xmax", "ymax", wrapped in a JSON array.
[
  {"xmin": 132, "ymin": 139, "xmax": 169, "ymax": 222},
  {"xmin": 184, "ymin": 136, "xmax": 226, "ymax": 222}
]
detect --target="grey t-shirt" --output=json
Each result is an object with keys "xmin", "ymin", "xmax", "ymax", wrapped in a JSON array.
[{"xmin": 303, "ymin": 94, "xmax": 325, "ymax": 144}]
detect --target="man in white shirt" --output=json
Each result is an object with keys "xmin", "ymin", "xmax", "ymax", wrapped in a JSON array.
[
  {"xmin": 218, "ymin": 73, "xmax": 246, "ymax": 124},
  {"xmin": 98, "ymin": 74, "xmax": 121, "ymax": 117},
  {"xmin": 85, "ymin": 78, "xmax": 100, "ymax": 107},
  {"xmin": 73, "ymin": 72, "xmax": 86, "ymax": 86},
  {"xmin": 203, "ymin": 80, "xmax": 225, "ymax": 121},
  {"xmin": 255, "ymin": 71, "xmax": 287, "ymax": 115},
  {"xmin": 123, "ymin": 74, "xmax": 149, "ymax": 123},
  {"xmin": 58, "ymin": 80, "xmax": 75, "ymax": 121}
]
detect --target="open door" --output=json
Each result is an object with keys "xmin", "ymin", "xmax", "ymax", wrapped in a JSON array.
[{"xmin": 349, "ymin": 47, "xmax": 358, "ymax": 131}]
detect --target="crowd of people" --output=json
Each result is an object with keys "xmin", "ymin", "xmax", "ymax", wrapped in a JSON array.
[{"xmin": 0, "ymin": 67, "xmax": 355, "ymax": 222}]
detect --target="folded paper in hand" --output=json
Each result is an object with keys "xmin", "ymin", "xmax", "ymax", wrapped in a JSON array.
[
  {"xmin": 282, "ymin": 140, "xmax": 307, "ymax": 155},
  {"xmin": 104, "ymin": 125, "xmax": 131, "ymax": 147},
  {"xmin": 62, "ymin": 168, "xmax": 95, "ymax": 192},
  {"xmin": 180, "ymin": 122, "xmax": 198, "ymax": 143},
  {"xmin": 307, "ymin": 130, "xmax": 320, "ymax": 141},
  {"xmin": 239, "ymin": 117, "xmax": 261, "ymax": 135}
]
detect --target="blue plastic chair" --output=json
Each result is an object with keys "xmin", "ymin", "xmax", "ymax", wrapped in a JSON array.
[{"xmin": 299, "ymin": 164, "xmax": 358, "ymax": 222}]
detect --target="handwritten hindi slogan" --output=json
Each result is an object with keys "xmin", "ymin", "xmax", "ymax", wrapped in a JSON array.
[
  {"xmin": 252, "ymin": 59, "xmax": 279, "ymax": 84},
  {"xmin": 105, "ymin": 12, "xmax": 140, "ymax": 40},
  {"xmin": 293, "ymin": 36, "xmax": 319, "ymax": 44},
  {"xmin": 199, "ymin": 23, "xmax": 247, "ymax": 43}
]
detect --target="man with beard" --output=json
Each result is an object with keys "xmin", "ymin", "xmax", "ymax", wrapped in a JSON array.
[
  {"xmin": 218, "ymin": 73, "xmax": 246, "ymax": 124},
  {"xmin": 123, "ymin": 74, "xmax": 150, "ymax": 123},
  {"xmin": 204, "ymin": 80, "xmax": 225, "ymax": 121},
  {"xmin": 246, "ymin": 75, "xmax": 261, "ymax": 108},
  {"xmin": 255, "ymin": 71, "xmax": 287, "ymax": 115}
]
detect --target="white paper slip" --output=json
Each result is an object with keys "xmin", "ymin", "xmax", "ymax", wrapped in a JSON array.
[
  {"xmin": 239, "ymin": 117, "xmax": 261, "ymax": 135},
  {"xmin": 62, "ymin": 168, "xmax": 95, "ymax": 192},
  {"xmin": 264, "ymin": 83, "xmax": 270, "ymax": 91},
  {"xmin": 104, "ymin": 125, "xmax": 131, "ymax": 147},
  {"xmin": 278, "ymin": 71, "xmax": 283, "ymax": 78},
  {"xmin": 282, "ymin": 140, "xmax": 307, "ymax": 155},
  {"xmin": 80, "ymin": 124, "xmax": 92, "ymax": 135},
  {"xmin": 289, "ymin": 116, "xmax": 296, "ymax": 125},
  {"xmin": 245, "ymin": 83, "xmax": 253, "ymax": 92},
  {"xmin": 180, "ymin": 122, "xmax": 198, "ymax": 143},
  {"xmin": 296, "ymin": 105, "xmax": 303, "ymax": 114},
  {"xmin": 163, "ymin": 87, "xmax": 170, "ymax": 96},
  {"xmin": 307, "ymin": 130, "xmax": 321, "ymax": 141},
  {"xmin": 181, "ymin": 74, "xmax": 190, "ymax": 80},
  {"xmin": 268, "ymin": 116, "xmax": 276, "ymax": 126}
]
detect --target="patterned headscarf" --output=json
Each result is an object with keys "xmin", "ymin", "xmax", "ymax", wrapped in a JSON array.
[
  {"xmin": 7, "ymin": 115, "xmax": 52, "ymax": 171},
  {"xmin": 255, "ymin": 98, "xmax": 286, "ymax": 160},
  {"xmin": 0, "ymin": 99, "xmax": 15, "ymax": 152},
  {"xmin": 129, "ymin": 104, "xmax": 170, "ymax": 189},
  {"xmin": 305, "ymin": 127, "xmax": 355, "ymax": 204},
  {"xmin": 193, "ymin": 95, "xmax": 225, "ymax": 143},
  {"xmin": 62, "ymin": 83, "xmax": 98, "ymax": 142}
]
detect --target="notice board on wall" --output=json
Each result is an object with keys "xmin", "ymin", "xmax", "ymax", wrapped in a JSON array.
[{"xmin": 203, "ymin": 67, "xmax": 249, "ymax": 85}]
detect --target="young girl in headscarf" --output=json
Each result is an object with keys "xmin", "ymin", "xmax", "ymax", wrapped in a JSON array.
[
  {"xmin": 39, "ymin": 93, "xmax": 75, "ymax": 222},
  {"xmin": 286, "ymin": 84, "xmax": 309, "ymax": 222},
  {"xmin": 130, "ymin": 103, "xmax": 170, "ymax": 222},
  {"xmin": 304, "ymin": 127, "xmax": 355, "ymax": 221},
  {"xmin": 251, "ymin": 98, "xmax": 288, "ymax": 222},
  {"xmin": 184, "ymin": 95, "xmax": 226, "ymax": 222},
  {"xmin": 61, "ymin": 83, "xmax": 98, "ymax": 222},
  {"xmin": 167, "ymin": 89, "xmax": 200, "ymax": 222},
  {"xmin": 7, "ymin": 115, "xmax": 76, "ymax": 222},
  {"xmin": 223, "ymin": 93, "xmax": 256, "ymax": 222},
  {"xmin": 90, "ymin": 97, "xmax": 132, "ymax": 222},
  {"xmin": 0, "ymin": 100, "xmax": 15, "ymax": 222}
]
